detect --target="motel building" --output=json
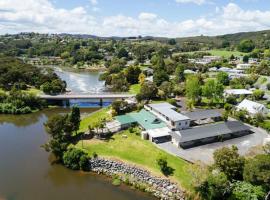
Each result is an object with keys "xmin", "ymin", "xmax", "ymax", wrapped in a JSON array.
[{"xmin": 113, "ymin": 103, "xmax": 252, "ymax": 149}]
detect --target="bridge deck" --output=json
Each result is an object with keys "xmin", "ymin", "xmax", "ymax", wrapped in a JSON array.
[{"xmin": 39, "ymin": 93, "xmax": 135, "ymax": 100}]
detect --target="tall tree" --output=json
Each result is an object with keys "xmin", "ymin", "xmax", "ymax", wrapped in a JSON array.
[
  {"xmin": 213, "ymin": 146, "xmax": 245, "ymax": 181},
  {"xmin": 185, "ymin": 76, "xmax": 201, "ymax": 104}
]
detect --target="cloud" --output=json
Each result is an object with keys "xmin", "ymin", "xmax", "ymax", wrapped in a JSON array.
[
  {"xmin": 0, "ymin": 1, "xmax": 270, "ymax": 37},
  {"xmin": 138, "ymin": 12, "xmax": 157, "ymax": 21},
  {"xmin": 89, "ymin": 0, "xmax": 98, "ymax": 5},
  {"xmin": 175, "ymin": 0, "xmax": 206, "ymax": 5}
]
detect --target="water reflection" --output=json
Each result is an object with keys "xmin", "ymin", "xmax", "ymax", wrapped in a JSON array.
[{"xmin": 0, "ymin": 109, "xmax": 155, "ymax": 200}]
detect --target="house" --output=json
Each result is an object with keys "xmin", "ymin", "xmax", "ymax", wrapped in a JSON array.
[
  {"xmin": 184, "ymin": 109, "xmax": 222, "ymax": 126},
  {"xmin": 184, "ymin": 69, "xmax": 196, "ymax": 74},
  {"xmin": 224, "ymin": 89, "xmax": 253, "ymax": 97},
  {"xmin": 236, "ymin": 99, "xmax": 268, "ymax": 116},
  {"xmin": 236, "ymin": 63, "xmax": 251, "ymax": 70},
  {"xmin": 171, "ymin": 121, "xmax": 251, "ymax": 149},
  {"xmin": 144, "ymin": 103, "xmax": 190, "ymax": 130}
]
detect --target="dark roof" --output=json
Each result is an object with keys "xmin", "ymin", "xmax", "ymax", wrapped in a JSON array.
[
  {"xmin": 184, "ymin": 109, "xmax": 221, "ymax": 121},
  {"xmin": 172, "ymin": 121, "xmax": 251, "ymax": 143}
]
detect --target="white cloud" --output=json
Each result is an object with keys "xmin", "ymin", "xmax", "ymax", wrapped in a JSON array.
[
  {"xmin": 0, "ymin": 1, "xmax": 270, "ymax": 37},
  {"xmin": 175, "ymin": 0, "xmax": 206, "ymax": 5},
  {"xmin": 138, "ymin": 12, "xmax": 157, "ymax": 21},
  {"xmin": 89, "ymin": 0, "xmax": 98, "ymax": 5}
]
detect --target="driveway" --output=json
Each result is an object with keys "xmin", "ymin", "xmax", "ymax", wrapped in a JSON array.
[{"xmin": 157, "ymin": 125, "xmax": 270, "ymax": 164}]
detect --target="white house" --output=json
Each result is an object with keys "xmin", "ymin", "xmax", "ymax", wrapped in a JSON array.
[
  {"xmin": 144, "ymin": 103, "xmax": 190, "ymax": 130},
  {"xmin": 236, "ymin": 63, "xmax": 251, "ymax": 70},
  {"xmin": 236, "ymin": 99, "xmax": 268, "ymax": 116},
  {"xmin": 224, "ymin": 89, "xmax": 253, "ymax": 97}
]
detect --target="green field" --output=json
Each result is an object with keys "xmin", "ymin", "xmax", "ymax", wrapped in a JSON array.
[
  {"xmin": 129, "ymin": 84, "xmax": 141, "ymax": 94},
  {"xmin": 76, "ymin": 129, "xmax": 193, "ymax": 190},
  {"xmin": 79, "ymin": 108, "xmax": 111, "ymax": 133},
  {"xmin": 176, "ymin": 49, "xmax": 247, "ymax": 58}
]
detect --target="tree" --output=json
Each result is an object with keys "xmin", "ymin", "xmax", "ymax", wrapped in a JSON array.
[
  {"xmin": 63, "ymin": 148, "xmax": 89, "ymax": 170},
  {"xmin": 185, "ymin": 76, "xmax": 201, "ymax": 104},
  {"xmin": 238, "ymin": 40, "xmax": 255, "ymax": 53},
  {"xmin": 68, "ymin": 106, "xmax": 81, "ymax": 134},
  {"xmin": 168, "ymin": 39, "xmax": 176, "ymax": 45},
  {"xmin": 202, "ymin": 79, "xmax": 216, "ymax": 103},
  {"xmin": 198, "ymin": 172, "xmax": 231, "ymax": 200},
  {"xmin": 136, "ymin": 82, "xmax": 158, "ymax": 101},
  {"xmin": 213, "ymin": 146, "xmax": 245, "ymax": 181},
  {"xmin": 264, "ymin": 49, "xmax": 270, "ymax": 58},
  {"xmin": 243, "ymin": 55, "xmax": 249, "ymax": 63},
  {"xmin": 111, "ymin": 100, "xmax": 131, "ymax": 115},
  {"xmin": 217, "ymin": 72, "xmax": 229, "ymax": 86},
  {"xmin": 230, "ymin": 181, "xmax": 266, "ymax": 200},
  {"xmin": 125, "ymin": 66, "xmax": 141, "ymax": 84},
  {"xmin": 117, "ymin": 47, "xmax": 129, "ymax": 58},
  {"xmin": 159, "ymin": 81, "xmax": 173, "ymax": 99},
  {"xmin": 138, "ymin": 73, "xmax": 146, "ymax": 85},
  {"xmin": 156, "ymin": 156, "xmax": 174, "ymax": 176},
  {"xmin": 243, "ymin": 154, "xmax": 270, "ymax": 190},
  {"xmin": 252, "ymin": 89, "xmax": 265, "ymax": 100},
  {"xmin": 153, "ymin": 56, "xmax": 169, "ymax": 86},
  {"xmin": 174, "ymin": 64, "xmax": 185, "ymax": 83},
  {"xmin": 110, "ymin": 73, "xmax": 129, "ymax": 92},
  {"xmin": 44, "ymin": 114, "xmax": 70, "ymax": 159}
]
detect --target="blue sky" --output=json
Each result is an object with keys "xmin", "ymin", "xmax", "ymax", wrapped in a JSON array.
[{"xmin": 0, "ymin": 0, "xmax": 270, "ymax": 37}]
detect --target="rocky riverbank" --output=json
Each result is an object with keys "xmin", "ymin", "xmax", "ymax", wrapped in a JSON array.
[{"xmin": 89, "ymin": 157, "xmax": 186, "ymax": 200}]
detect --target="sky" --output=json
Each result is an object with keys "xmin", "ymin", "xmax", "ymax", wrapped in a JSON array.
[{"xmin": 0, "ymin": 0, "xmax": 270, "ymax": 37}]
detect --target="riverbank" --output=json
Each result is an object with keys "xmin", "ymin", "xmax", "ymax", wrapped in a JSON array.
[{"xmin": 89, "ymin": 157, "xmax": 186, "ymax": 200}]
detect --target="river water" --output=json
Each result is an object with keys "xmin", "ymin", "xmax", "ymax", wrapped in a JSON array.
[
  {"xmin": 0, "ymin": 71, "xmax": 155, "ymax": 200},
  {"xmin": 54, "ymin": 67, "xmax": 105, "ymax": 93}
]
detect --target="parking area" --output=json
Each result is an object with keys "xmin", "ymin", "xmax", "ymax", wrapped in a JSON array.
[{"xmin": 157, "ymin": 125, "xmax": 270, "ymax": 164}]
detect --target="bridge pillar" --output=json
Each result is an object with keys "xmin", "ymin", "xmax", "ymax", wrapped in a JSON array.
[
  {"xmin": 99, "ymin": 98, "xmax": 103, "ymax": 107},
  {"xmin": 63, "ymin": 100, "xmax": 70, "ymax": 108}
]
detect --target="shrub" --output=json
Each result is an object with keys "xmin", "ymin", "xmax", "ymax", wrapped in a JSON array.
[
  {"xmin": 230, "ymin": 181, "xmax": 266, "ymax": 200},
  {"xmin": 63, "ymin": 148, "xmax": 89, "ymax": 170}
]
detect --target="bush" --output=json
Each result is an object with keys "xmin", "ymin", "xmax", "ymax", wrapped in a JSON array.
[
  {"xmin": 230, "ymin": 181, "xmax": 266, "ymax": 200},
  {"xmin": 243, "ymin": 154, "xmax": 270, "ymax": 190},
  {"xmin": 198, "ymin": 172, "xmax": 231, "ymax": 200},
  {"xmin": 156, "ymin": 156, "xmax": 174, "ymax": 176},
  {"xmin": 63, "ymin": 148, "xmax": 89, "ymax": 171},
  {"xmin": 213, "ymin": 146, "xmax": 245, "ymax": 181}
]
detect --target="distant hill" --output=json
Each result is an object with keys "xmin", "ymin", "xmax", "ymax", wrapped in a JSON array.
[{"xmin": 174, "ymin": 30, "xmax": 270, "ymax": 48}]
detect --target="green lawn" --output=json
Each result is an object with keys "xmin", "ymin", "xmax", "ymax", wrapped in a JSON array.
[
  {"xmin": 206, "ymin": 50, "xmax": 247, "ymax": 58},
  {"xmin": 23, "ymin": 88, "xmax": 42, "ymax": 95},
  {"xmin": 76, "ymin": 130, "xmax": 193, "ymax": 190},
  {"xmin": 129, "ymin": 84, "xmax": 141, "ymax": 94},
  {"xmin": 175, "ymin": 49, "xmax": 247, "ymax": 58},
  {"xmin": 79, "ymin": 108, "xmax": 111, "ymax": 133}
]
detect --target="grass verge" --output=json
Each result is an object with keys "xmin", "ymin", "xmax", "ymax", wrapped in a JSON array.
[
  {"xmin": 75, "ymin": 129, "xmax": 193, "ymax": 191},
  {"xmin": 79, "ymin": 107, "xmax": 111, "ymax": 133},
  {"xmin": 129, "ymin": 84, "xmax": 141, "ymax": 95}
]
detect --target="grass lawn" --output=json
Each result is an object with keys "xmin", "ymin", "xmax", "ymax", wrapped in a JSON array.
[
  {"xmin": 23, "ymin": 88, "xmax": 42, "ymax": 95},
  {"xmin": 129, "ymin": 84, "xmax": 141, "ymax": 94},
  {"xmin": 75, "ymin": 130, "xmax": 193, "ymax": 191},
  {"xmin": 206, "ymin": 50, "xmax": 247, "ymax": 58},
  {"xmin": 175, "ymin": 49, "xmax": 247, "ymax": 58},
  {"xmin": 79, "ymin": 108, "xmax": 111, "ymax": 133}
]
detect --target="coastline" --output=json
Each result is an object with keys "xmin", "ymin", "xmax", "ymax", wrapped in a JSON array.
[{"xmin": 88, "ymin": 157, "xmax": 186, "ymax": 200}]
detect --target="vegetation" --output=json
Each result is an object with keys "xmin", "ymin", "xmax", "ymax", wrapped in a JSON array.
[
  {"xmin": 0, "ymin": 56, "xmax": 66, "ymax": 94},
  {"xmin": 75, "ymin": 129, "xmax": 192, "ymax": 190},
  {"xmin": 194, "ymin": 146, "xmax": 269, "ymax": 200},
  {"xmin": 44, "ymin": 106, "xmax": 81, "ymax": 160}
]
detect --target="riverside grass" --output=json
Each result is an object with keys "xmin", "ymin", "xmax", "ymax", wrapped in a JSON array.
[{"xmin": 76, "ymin": 129, "xmax": 193, "ymax": 191}]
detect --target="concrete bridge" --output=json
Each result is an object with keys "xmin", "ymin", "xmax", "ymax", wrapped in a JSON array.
[{"xmin": 39, "ymin": 93, "xmax": 135, "ymax": 107}]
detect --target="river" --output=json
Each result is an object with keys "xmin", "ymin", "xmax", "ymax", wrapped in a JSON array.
[
  {"xmin": 0, "ymin": 70, "xmax": 155, "ymax": 200},
  {"xmin": 54, "ymin": 67, "xmax": 105, "ymax": 93}
]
